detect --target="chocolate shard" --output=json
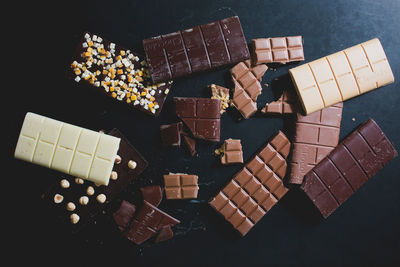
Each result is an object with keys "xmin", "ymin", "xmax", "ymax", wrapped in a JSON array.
[
  {"xmin": 182, "ymin": 131, "xmax": 196, "ymax": 156},
  {"xmin": 155, "ymin": 225, "xmax": 174, "ymax": 243},
  {"xmin": 113, "ymin": 200, "xmax": 136, "ymax": 232},
  {"xmin": 143, "ymin": 16, "xmax": 250, "ymax": 83},
  {"xmin": 140, "ymin": 185, "xmax": 163, "ymax": 207},
  {"xmin": 174, "ymin": 97, "xmax": 221, "ymax": 142},
  {"xmin": 209, "ymin": 131, "xmax": 291, "ymax": 236},
  {"xmin": 160, "ymin": 122, "xmax": 183, "ymax": 147},
  {"xmin": 125, "ymin": 200, "xmax": 180, "ymax": 245},
  {"xmin": 301, "ymin": 118, "xmax": 398, "ymax": 218}
]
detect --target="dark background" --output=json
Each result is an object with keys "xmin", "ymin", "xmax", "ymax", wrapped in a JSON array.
[{"xmin": 5, "ymin": 0, "xmax": 400, "ymax": 266}]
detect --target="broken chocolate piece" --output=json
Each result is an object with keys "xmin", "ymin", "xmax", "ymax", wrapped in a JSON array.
[
  {"xmin": 113, "ymin": 200, "xmax": 136, "ymax": 232},
  {"xmin": 160, "ymin": 122, "xmax": 183, "ymax": 147},
  {"xmin": 155, "ymin": 225, "xmax": 174, "ymax": 243},
  {"xmin": 140, "ymin": 185, "xmax": 163, "ymax": 207}
]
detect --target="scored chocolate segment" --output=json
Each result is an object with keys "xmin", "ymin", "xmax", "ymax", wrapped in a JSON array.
[
  {"xmin": 125, "ymin": 200, "xmax": 180, "ymax": 245},
  {"xmin": 252, "ymin": 36, "xmax": 304, "ymax": 64},
  {"xmin": 164, "ymin": 173, "xmax": 199, "ymax": 199},
  {"xmin": 261, "ymin": 89, "xmax": 298, "ymax": 115},
  {"xmin": 43, "ymin": 128, "xmax": 148, "ymax": 232},
  {"xmin": 209, "ymin": 131, "xmax": 291, "ymax": 236},
  {"xmin": 221, "ymin": 139, "xmax": 244, "ymax": 165},
  {"xmin": 140, "ymin": 185, "xmax": 163, "ymax": 207},
  {"xmin": 301, "ymin": 119, "xmax": 398, "ymax": 218},
  {"xmin": 160, "ymin": 122, "xmax": 183, "ymax": 147},
  {"xmin": 288, "ymin": 103, "xmax": 343, "ymax": 185},
  {"xmin": 174, "ymin": 97, "xmax": 221, "ymax": 142},
  {"xmin": 143, "ymin": 16, "xmax": 250, "ymax": 83},
  {"xmin": 231, "ymin": 60, "xmax": 268, "ymax": 119},
  {"xmin": 70, "ymin": 32, "xmax": 172, "ymax": 117}
]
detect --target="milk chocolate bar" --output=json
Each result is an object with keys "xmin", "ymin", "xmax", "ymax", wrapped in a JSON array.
[
  {"xmin": 231, "ymin": 60, "xmax": 268, "ymax": 119},
  {"xmin": 301, "ymin": 119, "xmax": 397, "ymax": 218},
  {"xmin": 174, "ymin": 97, "xmax": 221, "ymax": 142},
  {"xmin": 252, "ymin": 36, "xmax": 304, "ymax": 64},
  {"xmin": 143, "ymin": 16, "xmax": 250, "ymax": 83},
  {"xmin": 289, "ymin": 103, "xmax": 343, "ymax": 185},
  {"xmin": 164, "ymin": 173, "xmax": 199, "ymax": 199},
  {"xmin": 70, "ymin": 32, "xmax": 172, "ymax": 117},
  {"xmin": 289, "ymin": 38, "xmax": 394, "ymax": 114},
  {"xmin": 15, "ymin": 112, "xmax": 120, "ymax": 186},
  {"xmin": 43, "ymin": 128, "xmax": 148, "ymax": 232},
  {"xmin": 209, "ymin": 131, "xmax": 290, "ymax": 236}
]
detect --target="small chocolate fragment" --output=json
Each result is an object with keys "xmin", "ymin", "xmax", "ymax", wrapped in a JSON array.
[
  {"xmin": 301, "ymin": 119, "xmax": 397, "ymax": 218},
  {"xmin": 143, "ymin": 16, "xmax": 250, "ymax": 83},
  {"xmin": 174, "ymin": 97, "xmax": 221, "ymax": 142},
  {"xmin": 289, "ymin": 103, "xmax": 343, "ymax": 185},
  {"xmin": 164, "ymin": 173, "xmax": 199, "ymax": 199},
  {"xmin": 140, "ymin": 185, "xmax": 163, "ymax": 207},
  {"xmin": 182, "ymin": 131, "xmax": 196, "ymax": 156},
  {"xmin": 125, "ymin": 200, "xmax": 180, "ymax": 245},
  {"xmin": 231, "ymin": 60, "xmax": 268, "ymax": 119},
  {"xmin": 160, "ymin": 122, "xmax": 183, "ymax": 147},
  {"xmin": 261, "ymin": 89, "xmax": 298, "ymax": 115},
  {"xmin": 209, "ymin": 131, "xmax": 291, "ymax": 236},
  {"xmin": 210, "ymin": 84, "xmax": 230, "ymax": 114},
  {"xmin": 221, "ymin": 139, "xmax": 244, "ymax": 165},
  {"xmin": 113, "ymin": 200, "xmax": 136, "ymax": 232},
  {"xmin": 252, "ymin": 36, "xmax": 304, "ymax": 64},
  {"xmin": 155, "ymin": 225, "xmax": 174, "ymax": 243}
]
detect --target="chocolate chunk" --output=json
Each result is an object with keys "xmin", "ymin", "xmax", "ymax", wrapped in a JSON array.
[
  {"xmin": 160, "ymin": 122, "xmax": 183, "ymax": 147},
  {"xmin": 174, "ymin": 97, "xmax": 221, "ymax": 142},
  {"xmin": 221, "ymin": 139, "xmax": 244, "ymax": 165},
  {"xmin": 252, "ymin": 36, "xmax": 304, "ymax": 64},
  {"xmin": 125, "ymin": 200, "xmax": 180, "ymax": 245},
  {"xmin": 113, "ymin": 200, "xmax": 136, "ymax": 232},
  {"xmin": 164, "ymin": 173, "xmax": 199, "ymax": 199},
  {"xmin": 301, "ymin": 119, "xmax": 398, "ymax": 218},
  {"xmin": 182, "ymin": 132, "xmax": 196, "ymax": 156},
  {"xmin": 155, "ymin": 225, "xmax": 174, "ymax": 243},
  {"xmin": 140, "ymin": 185, "xmax": 163, "ymax": 207},
  {"xmin": 261, "ymin": 89, "xmax": 298, "ymax": 115}
]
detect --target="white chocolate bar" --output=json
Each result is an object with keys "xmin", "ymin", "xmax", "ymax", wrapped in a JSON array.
[
  {"xmin": 289, "ymin": 38, "xmax": 394, "ymax": 114},
  {"xmin": 14, "ymin": 112, "xmax": 120, "ymax": 185}
]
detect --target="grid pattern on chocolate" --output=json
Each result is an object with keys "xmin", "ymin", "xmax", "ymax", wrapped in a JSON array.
[
  {"xmin": 289, "ymin": 103, "xmax": 343, "ymax": 184},
  {"xmin": 301, "ymin": 119, "xmax": 397, "ymax": 218},
  {"xmin": 209, "ymin": 131, "xmax": 291, "ymax": 236},
  {"xmin": 164, "ymin": 173, "xmax": 199, "ymax": 199},
  {"xmin": 221, "ymin": 139, "xmax": 243, "ymax": 164},
  {"xmin": 43, "ymin": 129, "xmax": 148, "ymax": 232},
  {"xmin": 252, "ymin": 36, "xmax": 304, "ymax": 64},
  {"xmin": 231, "ymin": 60, "xmax": 268, "ymax": 119},
  {"xmin": 289, "ymin": 38, "xmax": 394, "ymax": 114},
  {"xmin": 261, "ymin": 89, "xmax": 298, "ymax": 115},
  {"xmin": 174, "ymin": 97, "xmax": 221, "ymax": 141},
  {"xmin": 143, "ymin": 16, "xmax": 249, "ymax": 83}
]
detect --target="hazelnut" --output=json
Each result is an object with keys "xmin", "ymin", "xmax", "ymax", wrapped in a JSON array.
[
  {"xmin": 79, "ymin": 196, "xmax": 89, "ymax": 205},
  {"xmin": 128, "ymin": 160, "xmax": 137, "ymax": 169},
  {"xmin": 110, "ymin": 171, "xmax": 118, "ymax": 180},
  {"xmin": 66, "ymin": 202, "xmax": 76, "ymax": 211},
  {"xmin": 60, "ymin": 179, "xmax": 70, "ymax": 188},
  {"xmin": 54, "ymin": 194, "xmax": 63, "ymax": 204},
  {"xmin": 115, "ymin": 155, "xmax": 122, "ymax": 164},
  {"xmin": 86, "ymin": 186, "xmax": 95, "ymax": 196},
  {"xmin": 70, "ymin": 213, "xmax": 80, "ymax": 224},
  {"xmin": 96, "ymin": 194, "xmax": 106, "ymax": 203},
  {"xmin": 75, "ymin": 178, "xmax": 84, "ymax": 184}
]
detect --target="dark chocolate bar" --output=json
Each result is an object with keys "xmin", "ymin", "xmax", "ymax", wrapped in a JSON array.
[
  {"xmin": 143, "ymin": 16, "xmax": 250, "ymax": 83},
  {"xmin": 301, "ymin": 119, "xmax": 397, "ymax": 218},
  {"xmin": 70, "ymin": 32, "xmax": 172, "ymax": 117},
  {"xmin": 42, "ymin": 128, "xmax": 148, "ymax": 232},
  {"xmin": 174, "ymin": 97, "xmax": 221, "ymax": 142}
]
